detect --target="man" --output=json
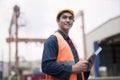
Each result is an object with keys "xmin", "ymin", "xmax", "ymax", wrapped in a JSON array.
[{"xmin": 42, "ymin": 9, "xmax": 96, "ymax": 80}]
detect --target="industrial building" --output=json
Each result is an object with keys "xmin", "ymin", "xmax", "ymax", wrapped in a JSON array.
[{"xmin": 86, "ymin": 16, "xmax": 120, "ymax": 77}]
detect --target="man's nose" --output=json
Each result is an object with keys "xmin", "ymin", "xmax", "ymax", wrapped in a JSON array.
[{"xmin": 66, "ymin": 18, "xmax": 71, "ymax": 21}]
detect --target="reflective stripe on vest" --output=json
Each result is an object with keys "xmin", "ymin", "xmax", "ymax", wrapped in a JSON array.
[{"xmin": 46, "ymin": 32, "xmax": 85, "ymax": 80}]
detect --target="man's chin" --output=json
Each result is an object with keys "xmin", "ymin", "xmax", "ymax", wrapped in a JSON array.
[
  {"xmin": 64, "ymin": 27, "xmax": 70, "ymax": 30},
  {"xmin": 64, "ymin": 26, "xmax": 71, "ymax": 29}
]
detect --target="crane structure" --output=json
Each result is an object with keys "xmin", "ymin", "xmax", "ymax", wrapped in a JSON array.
[
  {"xmin": 80, "ymin": 11, "xmax": 87, "ymax": 59},
  {"xmin": 6, "ymin": 5, "xmax": 46, "ymax": 79},
  {"xmin": 75, "ymin": 11, "xmax": 87, "ymax": 59}
]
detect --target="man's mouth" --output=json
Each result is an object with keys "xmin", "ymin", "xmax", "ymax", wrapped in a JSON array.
[{"xmin": 64, "ymin": 23, "xmax": 71, "ymax": 26}]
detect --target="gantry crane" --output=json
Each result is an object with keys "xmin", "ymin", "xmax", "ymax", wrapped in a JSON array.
[{"xmin": 6, "ymin": 5, "xmax": 46, "ymax": 80}]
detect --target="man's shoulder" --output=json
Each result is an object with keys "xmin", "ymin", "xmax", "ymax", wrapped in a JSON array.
[{"xmin": 45, "ymin": 35, "xmax": 57, "ymax": 44}]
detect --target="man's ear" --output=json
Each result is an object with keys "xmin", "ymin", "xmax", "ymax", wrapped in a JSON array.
[
  {"xmin": 73, "ymin": 19, "xmax": 75, "ymax": 22},
  {"xmin": 56, "ymin": 19, "xmax": 60, "ymax": 23}
]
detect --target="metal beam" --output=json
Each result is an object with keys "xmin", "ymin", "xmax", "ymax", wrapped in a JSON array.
[{"xmin": 6, "ymin": 37, "xmax": 46, "ymax": 43}]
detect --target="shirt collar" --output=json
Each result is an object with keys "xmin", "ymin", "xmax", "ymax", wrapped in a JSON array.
[{"xmin": 57, "ymin": 29, "xmax": 70, "ymax": 41}]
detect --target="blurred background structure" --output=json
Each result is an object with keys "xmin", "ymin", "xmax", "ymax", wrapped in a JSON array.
[
  {"xmin": 0, "ymin": 0, "xmax": 120, "ymax": 80},
  {"xmin": 86, "ymin": 16, "xmax": 120, "ymax": 79},
  {"xmin": 6, "ymin": 5, "xmax": 46, "ymax": 80}
]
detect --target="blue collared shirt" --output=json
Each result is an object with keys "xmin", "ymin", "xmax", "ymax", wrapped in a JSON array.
[{"xmin": 42, "ymin": 30, "xmax": 90, "ymax": 80}]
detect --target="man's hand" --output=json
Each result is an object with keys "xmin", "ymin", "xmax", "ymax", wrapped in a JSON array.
[
  {"xmin": 88, "ymin": 54, "xmax": 96, "ymax": 71},
  {"xmin": 72, "ymin": 55, "xmax": 96, "ymax": 73},
  {"xmin": 72, "ymin": 60, "xmax": 89, "ymax": 73}
]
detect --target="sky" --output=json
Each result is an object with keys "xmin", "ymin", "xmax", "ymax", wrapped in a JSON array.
[{"xmin": 0, "ymin": 0, "xmax": 120, "ymax": 62}]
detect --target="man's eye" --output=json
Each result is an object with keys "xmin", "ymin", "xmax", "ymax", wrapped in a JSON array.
[
  {"xmin": 62, "ymin": 16, "xmax": 68, "ymax": 19},
  {"xmin": 69, "ymin": 17, "xmax": 73, "ymax": 20},
  {"xmin": 62, "ymin": 16, "xmax": 73, "ymax": 20}
]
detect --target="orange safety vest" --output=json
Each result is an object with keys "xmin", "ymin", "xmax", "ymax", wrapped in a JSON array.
[{"xmin": 46, "ymin": 32, "xmax": 85, "ymax": 80}]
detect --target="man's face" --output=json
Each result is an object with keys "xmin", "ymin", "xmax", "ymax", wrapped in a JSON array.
[{"xmin": 58, "ymin": 12, "xmax": 74, "ymax": 32}]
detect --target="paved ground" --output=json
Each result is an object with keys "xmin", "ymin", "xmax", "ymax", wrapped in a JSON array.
[{"xmin": 89, "ymin": 76, "xmax": 120, "ymax": 80}]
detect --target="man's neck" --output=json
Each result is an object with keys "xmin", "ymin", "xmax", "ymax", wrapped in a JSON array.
[{"xmin": 59, "ymin": 29, "xmax": 69, "ymax": 36}]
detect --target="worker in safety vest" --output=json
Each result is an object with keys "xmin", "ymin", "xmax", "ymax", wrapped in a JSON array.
[{"xmin": 42, "ymin": 8, "xmax": 96, "ymax": 80}]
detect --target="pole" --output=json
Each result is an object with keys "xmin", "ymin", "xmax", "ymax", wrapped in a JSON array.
[
  {"xmin": 8, "ymin": 5, "xmax": 20, "ymax": 80},
  {"xmin": 8, "ymin": 43, "xmax": 11, "ymax": 76},
  {"xmin": 8, "ymin": 7, "xmax": 13, "ymax": 78},
  {"xmin": 0, "ymin": 50, "xmax": 3, "ymax": 80},
  {"xmin": 15, "ymin": 15, "xmax": 19, "ymax": 68},
  {"xmin": 13, "ymin": 5, "xmax": 20, "ymax": 68},
  {"xmin": 12, "ymin": 5, "xmax": 20, "ymax": 80},
  {"xmin": 80, "ymin": 11, "xmax": 87, "ymax": 59}
]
